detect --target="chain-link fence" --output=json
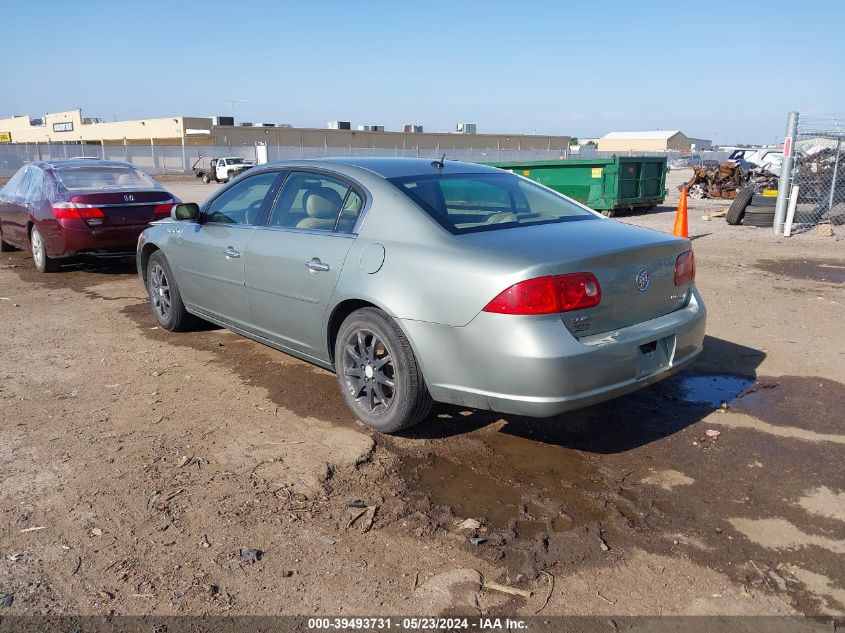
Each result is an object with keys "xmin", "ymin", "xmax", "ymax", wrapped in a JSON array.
[
  {"xmin": 0, "ymin": 142, "xmax": 731, "ymax": 178},
  {"xmin": 788, "ymin": 120, "xmax": 845, "ymax": 233}
]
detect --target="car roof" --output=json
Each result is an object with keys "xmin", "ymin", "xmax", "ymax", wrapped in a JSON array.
[{"xmin": 260, "ymin": 157, "xmax": 502, "ymax": 179}]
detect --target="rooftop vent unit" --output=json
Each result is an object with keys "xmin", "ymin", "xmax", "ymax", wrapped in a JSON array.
[
  {"xmin": 240, "ymin": 122, "xmax": 254, "ymax": 127},
  {"xmin": 357, "ymin": 125, "xmax": 385, "ymax": 132},
  {"xmin": 404, "ymin": 124, "xmax": 423, "ymax": 133},
  {"xmin": 262, "ymin": 123, "xmax": 276, "ymax": 127},
  {"xmin": 83, "ymin": 117, "xmax": 105, "ymax": 124},
  {"xmin": 456, "ymin": 123, "xmax": 477, "ymax": 134},
  {"xmin": 327, "ymin": 121, "xmax": 351, "ymax": 130},
  {"xmin": 216, "ymin": 116, "xmax": 235, "ymax": 126}
]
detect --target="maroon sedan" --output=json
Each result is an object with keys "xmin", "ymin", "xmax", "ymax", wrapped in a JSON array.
[{"xmin": 0, "ymin": 160, "xmax": 178, "ymax": 272}]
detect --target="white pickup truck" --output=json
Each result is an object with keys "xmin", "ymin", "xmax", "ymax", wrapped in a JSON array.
[
  {"xmin": 728, "ymin": 148, "xmax": 783, "ymax": 176},
  {"xmin": 192, "ymin": 156, "xmax": 255, "ymax": 184}
]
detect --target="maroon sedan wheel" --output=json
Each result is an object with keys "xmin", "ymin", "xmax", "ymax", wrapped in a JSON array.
[{"xmin": 30, "ymin": 226, "xmax": 59, "ymax": 273}]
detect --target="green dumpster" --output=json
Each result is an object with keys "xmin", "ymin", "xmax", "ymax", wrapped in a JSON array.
[{"xmin": 485, "ymin": 156, "xmax": 668, "ymax": 215}]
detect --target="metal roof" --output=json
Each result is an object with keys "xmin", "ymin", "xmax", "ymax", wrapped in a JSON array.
[{"xmin": 601, "ymin": 130, "xmax": 682, "ymax": 140}]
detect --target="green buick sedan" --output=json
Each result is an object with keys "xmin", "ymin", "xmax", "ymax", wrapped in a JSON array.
[{"xmin": 137, "ymin": 158, "xmax": 705, "ymax": 433}]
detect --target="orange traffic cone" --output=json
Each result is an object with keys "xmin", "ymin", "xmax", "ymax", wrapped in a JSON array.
[{"xmin": 673, "ymin": 185, "xmax": 689, "ymax": 238}]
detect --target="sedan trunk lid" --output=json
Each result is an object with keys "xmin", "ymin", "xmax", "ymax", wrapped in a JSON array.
[
  {"xmin": 460, "ymin": 218, "xmax": 693, "ymax": 337},
  {"xmin": 68, "ymin": 191, "xmax": 174, "ymax": 226}
]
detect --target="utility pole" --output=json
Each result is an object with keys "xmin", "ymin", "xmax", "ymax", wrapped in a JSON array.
[
  {"xmin": 222, "ymin": 99, "xmax": 247, "ymax": 124},
  {"xmin": 774, "ymin": 111, "xmax": 799, "ymax": 235}
]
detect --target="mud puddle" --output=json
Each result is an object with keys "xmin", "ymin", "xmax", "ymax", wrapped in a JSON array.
[
  {"xmin": 400, "ymin": 431, "xmax": 605, "ymax": 533},
  {"xmin": 676, "ymin": 374, "xmax": 755, "ymax": 407},
  {"xmin": 672, "ymin": 372, "xmax": 845, "ymax": 433},
  {"xmin": 756, "ymin": 258, "xmax": 845, "ymax": 284},
  {"xmin": 730, "ymin": 375, "xmax": 845, "ymax": 433}
]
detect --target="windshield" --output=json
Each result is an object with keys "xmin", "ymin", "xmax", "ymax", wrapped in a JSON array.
[
  {"xmin": 54, "ymin": 167, "xmax": 158, "ymax": 190},
  {"xmin": 388, "ymin": 172, "xmax": 596, "ymax": 234},
  {"xmin": 225, "ymin": 158, "xmax": 245, "ymax": 164}
]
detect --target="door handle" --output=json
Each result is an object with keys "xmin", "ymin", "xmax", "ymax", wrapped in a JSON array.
[
  {"xmin": 224, "ymin": 247, "xmax": 240, "ymax": 259},
  {"xmin": 305, "ymin": 257, "xmax": 330, "ymax": 273}
]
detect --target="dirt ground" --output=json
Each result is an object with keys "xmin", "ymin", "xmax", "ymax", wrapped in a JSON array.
[{"xmin": 1, "ymin": 169, "xmax": 844, "ymax": 619}]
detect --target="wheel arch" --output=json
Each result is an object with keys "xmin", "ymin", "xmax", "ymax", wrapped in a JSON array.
[
  {"xmin": 326, "ymin": 299, "xmax": 381, "ymax": 366},
  {"xmin": 325, "ymin": 297, "xmax": 425, "ymax": 369},
  {"xmin": 139, "ymin": 242, "xmax": 162, "ymax": 287}
]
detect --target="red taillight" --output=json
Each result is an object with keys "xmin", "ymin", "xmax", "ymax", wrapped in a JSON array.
[
  {"xmin": 674, "ymin": 250, "xmax": 695, "ymax": 286},
  {"xmin": 51, "ymin": 203, "xmax": 105, "ymax": 220},
  {"xmin": 153, "ymin": 203, "xmax": 173, "ymax": 216},
  {"xmin": 483, "ymin": 276, "xmax": 559, "ymax": 315},
  {"xmin": 483, "ymin": 272, "xmax": 602, "ymax": 315},
  {"xmin": 554, "ymin": 272, "xmax": 603, "ymax": 312}
]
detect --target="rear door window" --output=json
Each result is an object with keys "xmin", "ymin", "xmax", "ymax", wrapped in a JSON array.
[
  {"xmin": 267, "ymin": 172, "xmax": 362, "ymax": 232},
  {"xmin": 21, "ymin": 167, "xmax": 44, "ymax": 204},
  {"xmin": 8, "ymin": 166, "xmax": 33, "ymax": 200}
]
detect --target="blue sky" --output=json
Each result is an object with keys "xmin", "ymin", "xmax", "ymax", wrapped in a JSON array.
[{"xmin": 1, "ymin": 0, "xmax": 842, "ymax": 144}]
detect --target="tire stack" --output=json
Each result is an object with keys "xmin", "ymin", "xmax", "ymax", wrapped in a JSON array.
[{"xmin": 726, "ymin": 189, "xmax": 777, "ymax": 227}]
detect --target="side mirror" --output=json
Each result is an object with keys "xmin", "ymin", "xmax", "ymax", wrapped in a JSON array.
[{"xmin": 172, "ymin": 203, "xmax": 201, "ymax": 222}]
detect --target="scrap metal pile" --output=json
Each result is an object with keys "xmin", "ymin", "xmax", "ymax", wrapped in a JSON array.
[{"xmin": 683, "ymin": 161, "xmax": 779, "ymax": 199}]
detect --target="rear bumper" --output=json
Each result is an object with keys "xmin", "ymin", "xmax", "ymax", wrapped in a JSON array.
[
  {"xmin": 44, "ymin": 220, "xmax": 146, "ymax": 258},
  {"xmin": 400, "ymin": 288, "xmax": 707, "ymax": 418}
]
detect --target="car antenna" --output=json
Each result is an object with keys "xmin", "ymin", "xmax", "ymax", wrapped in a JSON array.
[{"xmin": 431, "ymin": 153, "xmax": 446, "ymax": 170}]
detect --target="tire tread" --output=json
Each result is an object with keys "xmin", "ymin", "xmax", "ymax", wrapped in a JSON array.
[
  {"xmin": 726, "ymin": 188, "xmax": 753, "ymax": 225},
  {"xmin": 335, "ymin": 307, "xmax": 432, "ymax": 433}
]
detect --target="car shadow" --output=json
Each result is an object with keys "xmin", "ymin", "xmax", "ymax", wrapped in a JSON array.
[
  {"xmin": 55, "ymin": 256, "xmax": 138, "ymax": 275},
  {"xmin": 616, "ymin": 204, "xmax": 678, "ymax": 217},
  {"xmin": 401, "ymin": 335, "xmax": 765, "ymax": 454}
]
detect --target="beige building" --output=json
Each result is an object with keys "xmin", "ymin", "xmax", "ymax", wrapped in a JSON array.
[
  {"xmin": 0, "ymin": 109, "xmax": 211, "ymax": 146},
  {"xmin": 598, "ymin": 130, "xmax": 694, "ymax": 152},
  {"xmin": 0, "ymin": 109, "xmax": 571, "ymax": 151}
]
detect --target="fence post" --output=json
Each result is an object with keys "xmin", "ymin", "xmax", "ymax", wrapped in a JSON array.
[
  {"xmin": 827, "ymin": 137, "xmax": 842, "ymax": 216},
  {"xmin": 774, "ymin": 111, "xmax": 799, "ymax": 235}
]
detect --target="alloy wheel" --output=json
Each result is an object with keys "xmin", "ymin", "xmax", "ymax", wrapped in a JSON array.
[
  {"xmin": 342, "ymin": 329, "xmax": 395, "ymax": 415},
  {"xmin": 150, "ymin": 264, "xmax": 172, "ymax": 321},
  {"xmin": 30, "ymin": 229, "xmax": 44, "ymax": 268}
]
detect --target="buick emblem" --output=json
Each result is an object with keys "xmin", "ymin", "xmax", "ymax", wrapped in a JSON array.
[{"xmin": 635, "ymin": 267, "xmax": 649, "ymax": 292}]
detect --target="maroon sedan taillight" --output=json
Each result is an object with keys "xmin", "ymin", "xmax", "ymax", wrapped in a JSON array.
[
  {"xmin": 52, "ymin": 202, "xmax": 106, "ymax": 225},
  {"xmin": 153, "ymin": 203, "xmax": 174, "ymax": 217}
]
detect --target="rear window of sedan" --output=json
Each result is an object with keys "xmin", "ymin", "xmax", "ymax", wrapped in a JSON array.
[
  {"xmin": 388, "ymin": 172, "xmax": 596, "ymax": 234},
  {"xmin": 54, "ymin": 167, "xmax": 158, "ymax": 190}
]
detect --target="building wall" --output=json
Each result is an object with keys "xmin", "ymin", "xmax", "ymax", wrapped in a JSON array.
[
  {"xmin": 212, "ymin": 126, "xmax": 570, "ymax": 151},
  {"xmin": 688, "ymin": 137, "xmax": 713, "ymax": 150},
  {"xmin": 0, "ymin": 109, "xmax": 189, "ymax": 144},
  {"xmin": 0, "ymin": 110, "xmax": 570, "ymax": 151},
  {"xmin": 597, "ymin": 132, "xmax": 691, "ymax": 152},
  {"xmin": 667, "ymin": 132, "xmax": 691, "ymax": 151}
]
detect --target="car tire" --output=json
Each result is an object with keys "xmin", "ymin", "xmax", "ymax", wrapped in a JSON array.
[
  {"xmin": 742, "ymin": 209, "xmax": 776, "ymax": 227},
  {"xmin": 751, "ymin": 193, "xmax": 778, "ymax": 207},
  {"xmin": 726, "ymin": 188, "xmax": 753, "ymax": 225},
  {"xmin": 146, "ymin": 251, "xmax": 196, "ymax": 332},
  {"xmin": 335, "ymin": 307, "xmax": 433, "ymax": 434},
  {"xmin": 30, "ymin": 225, "xmax": 59, "ymax": 272}
]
